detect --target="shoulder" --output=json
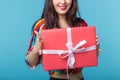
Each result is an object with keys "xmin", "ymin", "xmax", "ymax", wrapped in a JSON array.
[
  {"xmin": 81, "ymin": 19, "xmax": 88, "ymax": 26},
  {"xmin": 33, "ymin": 18, "xmax": 46, "ymax": 31},
  {"xmin": 76, "ymin": 18, "xmax": 88, "ymax": 27}
]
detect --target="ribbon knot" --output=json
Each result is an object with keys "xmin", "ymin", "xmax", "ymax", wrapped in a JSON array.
[
  {"xmin": 59, "ymin": 39, "xmax": 87, "ymax": 68},
  {"xmin": 68, "ymin": 50, "xmax": 72, "ymax": 54}
]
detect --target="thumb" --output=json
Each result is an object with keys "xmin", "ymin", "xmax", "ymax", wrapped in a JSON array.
[
  {"xmin": 34, "ymin": 31, "xmax": 40, "ymax": 41},
  {"xmin": 39, "ymin": 49, "xmax": 42, "ymax": 55},
  {"xmin": 34, "ymin": 31, "xmax": 39, "ymax": 37}
]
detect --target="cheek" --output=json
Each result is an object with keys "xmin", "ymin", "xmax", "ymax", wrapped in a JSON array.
[
  {"xmin": 67, "ymin": 0, "xmax": 72, "ymax": 8},
  {"xmin": 52, "ymin": 1, "xmax": 58, "ymax": 9},
  {"xmin": 67, "ymin": 0, "xmax": 72, "ymax": 4},
  {"xmin": 52, "ymin": 0, "xmax": 58, "ymax": 6}
]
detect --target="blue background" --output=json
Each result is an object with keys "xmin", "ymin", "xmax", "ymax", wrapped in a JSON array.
[{"xmin": 0, "ymin": 0, "xmax": 120, "ymax": 80}]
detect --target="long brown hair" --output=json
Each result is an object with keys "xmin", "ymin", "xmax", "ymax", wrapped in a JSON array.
[{"xmin": 32, "ymin": 0, "xmax": 83, "ymax": 31}]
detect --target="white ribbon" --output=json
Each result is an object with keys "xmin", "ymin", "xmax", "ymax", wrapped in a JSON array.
[{"xmin": 42, "ymin": 28, "xmax": 96, "ymax": 68}]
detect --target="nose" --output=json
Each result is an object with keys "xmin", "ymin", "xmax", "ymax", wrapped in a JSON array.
[{"xmin": 60, "ymin": 0, "xmax": 66, "ymax": 4}]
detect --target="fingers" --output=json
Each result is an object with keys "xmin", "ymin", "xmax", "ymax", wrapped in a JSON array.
[
  {"xmin": 96, "ymin": 36, "xmax": 101, "ymax": 52},
  {"xmin": 38, "ymin": 40, "xmax": 43, "ymax": 55},
  {"xmin": 96, "ymin": 36, "xmax": 98, "ymax": 41},
  {"xmin": 34, "ymin": 31, "xmax": 39, "ymax": 37},
  {"xmin": 34, "ymin": 31, "xmax": 41, "ymax": 41},
  {"xmin": 34, "ymin": 31, "xmax": 43, "ymax": 55},
  {"xmin": 98, "ymin": 48, "xmax": 101, "ymax": 52},
  {"xmin": 96, "ymin": 36, "xmax": 99, "ymax": 47},
  {"xmin": 39, "ymin": 49, "xmax": 42, "ymax": 55},
  {"xmin": 96, "ymin": 36, "xmax": 99, "ymax": 46}
]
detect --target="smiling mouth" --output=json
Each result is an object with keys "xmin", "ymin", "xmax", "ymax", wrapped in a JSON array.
[{"xmin": 59, "ymin": 6, "xmax": 67, "ymax": 10}]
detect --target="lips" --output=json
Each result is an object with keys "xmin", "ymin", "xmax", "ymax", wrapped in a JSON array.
[{"xmin": 59, "ymin": 6, "xmax": 67, "ymax": 10}]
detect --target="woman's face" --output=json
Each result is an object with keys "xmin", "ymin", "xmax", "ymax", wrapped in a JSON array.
[{"xmin": 52, "ymin": 0, "xmax": 72, "ymax": 16}]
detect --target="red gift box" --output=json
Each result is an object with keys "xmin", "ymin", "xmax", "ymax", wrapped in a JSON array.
[{"xmin": 41, "ymin": 26, "xmax": 97, "ymax": 71}]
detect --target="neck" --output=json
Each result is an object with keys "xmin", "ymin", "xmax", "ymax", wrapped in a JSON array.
[{"xmin": 58, "ymin": 15, "xmax": 69, "ymax": 28}]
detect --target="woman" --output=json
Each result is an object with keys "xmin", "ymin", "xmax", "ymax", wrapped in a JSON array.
[{"xmin": 25, "ymin": 0, "xmax": 100, "ymax": 80}]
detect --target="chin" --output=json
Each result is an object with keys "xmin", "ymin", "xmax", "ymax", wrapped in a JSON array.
[{"xmin": 57, "ymin": 10, "xmax": 69, "ymax": 15}]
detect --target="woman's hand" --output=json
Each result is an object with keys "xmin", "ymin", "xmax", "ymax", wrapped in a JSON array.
[
  {"xmin": 33, "ymin": 31, "xmax": 42, "ymax": 55},
  {"xmin": 96, "ymin": 36, "xmax": 101, "ymax": 56}
]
